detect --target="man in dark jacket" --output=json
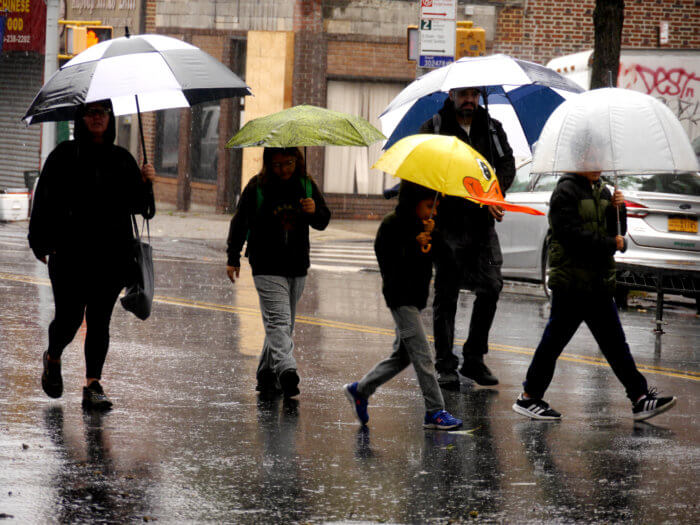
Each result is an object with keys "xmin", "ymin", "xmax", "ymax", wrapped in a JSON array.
[
  {"xmin": 420, "ymin": 87, "xmax": 515, "ymax": 389},
  {"xmin": 512, "ymin": 171, "xmax": 677, "ymax": 421}
]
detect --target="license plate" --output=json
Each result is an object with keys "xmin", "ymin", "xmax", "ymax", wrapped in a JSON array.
[{"xmin": 668, "ymin": 216, "xmax": 698, "ymax": 233}]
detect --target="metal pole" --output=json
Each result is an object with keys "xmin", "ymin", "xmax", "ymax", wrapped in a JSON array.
[{"xmin": 40, "ymin": 0, "xmax": 60, "ymax": 169}]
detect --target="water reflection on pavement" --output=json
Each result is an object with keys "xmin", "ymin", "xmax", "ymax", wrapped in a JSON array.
[{"xmin": 0, "ymin": 226, "xmax": 698, "ymax": 523}]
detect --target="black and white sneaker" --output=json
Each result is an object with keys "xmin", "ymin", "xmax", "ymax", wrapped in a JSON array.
[
  {"xmin": 512, "ymin": 394, "xmax": 562, "ymax": 420},
  {"xmin": 632, "ymin": 389, "xmax": 676, "ymax": 421}
]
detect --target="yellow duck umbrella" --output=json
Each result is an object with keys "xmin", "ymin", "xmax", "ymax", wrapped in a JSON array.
[{"xmin": 372, "ymin": 134, "xmax": 544, "ymax": 216}]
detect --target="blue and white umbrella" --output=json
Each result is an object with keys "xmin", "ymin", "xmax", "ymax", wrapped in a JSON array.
[{"xmin": 379, "ymin": 54, "xmax": 584, "ymax": 158}]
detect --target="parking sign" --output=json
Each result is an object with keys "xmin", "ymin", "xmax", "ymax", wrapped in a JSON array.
[{"xmin": 419, "ymin": 0, "xmax": 456, "ymax": 68}]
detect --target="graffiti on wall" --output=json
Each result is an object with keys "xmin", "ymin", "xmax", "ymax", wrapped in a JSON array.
[{"xmin": 620, "ymin": 61, "xmax": 700, "ymax": 139}]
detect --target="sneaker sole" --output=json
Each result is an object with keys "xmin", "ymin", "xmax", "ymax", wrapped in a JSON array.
[
  {"xmin": 633, "ymin": 397, "xmax": 677, "ymax": 421},
  {"xmin": 423, "ymin": 422, "xmax": 462, "ymax": 430},
  {"xmin": 512, "ymin": 403, "xmax": 562, "ymax": 421},
  {"xmin": 82, "ymin": 399, "xmax": 113, "ymax": 411},
  {"xmin": 343, "ymin": 384, "xmax": 368, "ymax": 425}
]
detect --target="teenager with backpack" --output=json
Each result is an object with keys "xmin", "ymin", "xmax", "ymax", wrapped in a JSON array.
[{"xmin": 226, "ymin": 147, "xmax": 331, "ymax": 398}]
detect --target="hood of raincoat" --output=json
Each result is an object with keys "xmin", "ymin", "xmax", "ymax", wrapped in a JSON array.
[
  {"xmin": 73, "ymin": 100, "xmax": 116, "ymax": 146},
  {"xmin": 396, "ymin": 180, "xmax": 436, "ymax": 219}
]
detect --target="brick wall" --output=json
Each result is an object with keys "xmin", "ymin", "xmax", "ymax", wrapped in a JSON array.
[
  {"xmin": 496, "ymin": 0, "xmax": 700, "ymax": 66},
  {"xmin": 293, "ymin": 1, "xmax": 327, "ymax": 189},
  {"xmin": 327, "ymin": 36, "xmax": 416, "ymax": 80},
  {"xmin": 145, "ymin": 0, "xmax": 156, "ymax": 32},
  {"xmin": 325, "ymin": 193, "xmax": 395, "ymax": 220}
]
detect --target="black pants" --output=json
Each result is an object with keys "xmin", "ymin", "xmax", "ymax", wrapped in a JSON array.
[
  {"xmin": 433, "ymin": 228, "xmax": 503, "ymax": 374},
  {"xmin": 47, "ymin": 254, "xmax": 124, "ymax": 380},
  {"xmin": 523, "ymin": 291, "xmax": 648, "ymax": 402}
]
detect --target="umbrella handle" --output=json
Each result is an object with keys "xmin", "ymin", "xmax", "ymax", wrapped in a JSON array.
[
  {"xmin": 420, "ymin": 194, "xmax": 438, "ymax": 254},
  {"xmin": 135, "ymin": 94, "xmax": 148, "ymax": 165}
]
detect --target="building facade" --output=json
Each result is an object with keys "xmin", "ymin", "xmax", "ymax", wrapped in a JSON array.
[{"xmin": 4, "ymin": 1, "xmax": 698, "ymax": 217}]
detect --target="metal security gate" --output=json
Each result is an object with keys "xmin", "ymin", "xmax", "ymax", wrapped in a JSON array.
[{"xmin": 0, "ymin": 53, "xmax": 43, "ymax": 190}]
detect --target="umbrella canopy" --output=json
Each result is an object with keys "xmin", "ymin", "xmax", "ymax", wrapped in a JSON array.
[
  {"xmin": 23, "ymin": 33, "xmax": 251, "ymax": 124},
  {"xmin": 226, "ymin": 105, "xmax": 385, "ymax": 148},
  {"xmin": 372, "ymin": 134, "xmax": 543, "ymax": 215},
  {"xmin": 379, "ymin": 54, "xmax": 584, "ymax": 158},
  {"xmin": 531, "ymin": 88, "xmax": 699, "ymax": 175}
]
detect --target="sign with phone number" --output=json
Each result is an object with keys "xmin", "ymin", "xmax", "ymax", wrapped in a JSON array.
[{"xmin": 1, "ymin": 0, "xmax": 46, "ymax": 53}]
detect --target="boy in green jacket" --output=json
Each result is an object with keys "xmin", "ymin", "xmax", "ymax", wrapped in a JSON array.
[{"xmin": 512, "ymin": 170, "xmax": 676, "ymax": 421}]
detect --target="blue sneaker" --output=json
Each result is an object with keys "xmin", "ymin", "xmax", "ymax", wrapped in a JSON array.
[
  {"xmin": 423, "ymin": 409, "xmax": 462, "ymax": 430},
  {"xmin": 343, "ymin": 382, "xmax": 369, "ymax": 425}
]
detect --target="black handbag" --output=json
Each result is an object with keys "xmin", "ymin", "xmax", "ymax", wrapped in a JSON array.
[{"xmin": 120, "ymin": 215, "xmax": 154, "ymax": 320}]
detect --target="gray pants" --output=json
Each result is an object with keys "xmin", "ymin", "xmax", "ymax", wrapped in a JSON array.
[
  {"xmin": 253, "ymin": 275, "xmax": 306, "ymax": 379},
  {"xmin": 357, "ymin": 306, "xmax": 445, "ymax": 413}
]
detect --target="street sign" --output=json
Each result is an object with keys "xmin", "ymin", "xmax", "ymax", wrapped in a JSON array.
[
  {"xmin": 419, "ymin": 55, "xmax": 454, "ymax": 68},
  {"xmin": 420, "ymin": 0, "xmax": 457, "ymax": 20},
  {"xmin": 419, "ymin": 18, "xmax": 455, "ymax": 68},
  {"xmin": 419, "ymin": 0, "xmax": 456, "ymax": 69}
]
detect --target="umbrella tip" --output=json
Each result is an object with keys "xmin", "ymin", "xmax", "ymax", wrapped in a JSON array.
[{"xmin": 125, "ymin": 26, "xmax": 130, "ymax": 38}]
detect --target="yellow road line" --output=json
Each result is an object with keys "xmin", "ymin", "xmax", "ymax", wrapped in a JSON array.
[{"xmin": 2, "ymin": 270, "xmax": 698, "ymax": 382}]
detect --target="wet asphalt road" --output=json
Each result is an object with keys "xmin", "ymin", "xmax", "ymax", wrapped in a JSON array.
[{"xmin": 1, "ymin": 222, "xmax": 698, "ymax": 524}]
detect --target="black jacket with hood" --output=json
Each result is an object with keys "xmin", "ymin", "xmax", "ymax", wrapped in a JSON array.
[
  {"xmin": 375, "ymin": 181, "xmax": 441, "ymax": 310},
  {"xmin": 419, "ymin": 99, "xmax": 515, "ymax": 240},
  {"xmin": 226, "ymin": 172, "xmax": 331, "ymax": 277},
  {"xmin": 28, "ymin": 102, "xmax": 155, "ymax": 268}
]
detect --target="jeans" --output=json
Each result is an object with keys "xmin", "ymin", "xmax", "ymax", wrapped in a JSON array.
[
  {"xmin": 253, "ymin": 275, "xmax": 306, "ymax": 380},
  {"xmin": 47, "ymin": 254, "xmax": 124, "ymax": 380},
  {"xmin": 433, "ymin": 227, "xmax": 503, "ymax": 374},
  {"xmin": 357, "ymin": 305, "xmax": 445, "ymax": 413},
  {"xmin": 523, "ymin": 291, "xmax": 648, "ymax": 402}
]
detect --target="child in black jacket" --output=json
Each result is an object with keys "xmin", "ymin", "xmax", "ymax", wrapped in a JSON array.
[{"xmin": 343, "ymin": 181, "xmax": 462, "ymax": 430}]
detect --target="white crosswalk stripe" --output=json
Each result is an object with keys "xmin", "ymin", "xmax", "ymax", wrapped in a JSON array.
[{"xmin": 310, "ymin": 241, "xmax": 378, "ymax": 272}]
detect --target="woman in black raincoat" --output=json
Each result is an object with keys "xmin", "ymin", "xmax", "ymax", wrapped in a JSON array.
[{"xmin": 28, "ymin": 100, "xmax": 156, "ymax": 409}]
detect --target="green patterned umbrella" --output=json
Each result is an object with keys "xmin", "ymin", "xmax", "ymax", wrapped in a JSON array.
[{"xmin": 226, "ymin": 105, "xmax": 385, "ymax": 148}]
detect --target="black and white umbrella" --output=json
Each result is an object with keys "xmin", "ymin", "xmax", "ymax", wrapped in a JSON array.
[{"xmin": 23, "ymin": 32, "xmax": 251, "ymax": 161}]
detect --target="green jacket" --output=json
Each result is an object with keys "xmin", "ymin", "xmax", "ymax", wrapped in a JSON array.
[{"xmin": 547, "ymin": 173, "xmax": 626, "ymax": 295}]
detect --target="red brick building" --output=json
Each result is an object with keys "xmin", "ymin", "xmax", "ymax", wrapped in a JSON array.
[{"xmin": 143, "ymin": 0, "xmax": 699, "ymax": 218}]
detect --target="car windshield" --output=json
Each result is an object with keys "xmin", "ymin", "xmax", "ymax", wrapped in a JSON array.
[{"xmin": 601, "ymin": 173, "xmax": 700, "ymax": 196}]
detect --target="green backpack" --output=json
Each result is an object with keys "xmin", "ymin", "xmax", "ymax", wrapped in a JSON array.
[
  {"xmin": 246, "ymin": 176, "xmax": 314, "ymax": 241},
  {"xmin": 255, "ymin": 176, "xmax": 312, "ymax": 210}
]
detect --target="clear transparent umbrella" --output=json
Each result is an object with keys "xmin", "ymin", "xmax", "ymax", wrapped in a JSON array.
[
  {"xmin": 531, "ymin": 88, "xmax": 697, "ymax": 175},
  {"xmin": 531, "ymin": 87, "xmax": 698, "ymax": 234}
]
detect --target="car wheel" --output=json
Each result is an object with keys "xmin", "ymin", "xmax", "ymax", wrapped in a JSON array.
[{"xmin": 541, "ymin": 243, "xmax": 552, "ymax": 299}]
